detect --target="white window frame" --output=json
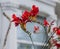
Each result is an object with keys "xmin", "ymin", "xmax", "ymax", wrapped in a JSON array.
[{"xmin": 17, "ymin": 40, "xmax": 48, "ymax": 46}]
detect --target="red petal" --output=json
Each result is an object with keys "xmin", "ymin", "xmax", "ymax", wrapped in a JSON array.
[
  {"xmin": 32, "ymin": 5, "xmax": 35, "ymax": 9},
  {"xmin": 55, "ymin": 43, "xmax": 60, "ymax": 48},
  {"xmin": 53, "ymin": 27, "xmax": 58, "ymax": 32},
  {"xmin": 12, "ymin": 14, "xmax": 21, "ymax": 21},
  {"xmin": 52, "ymin": 39, "xmax": 57, "ymax": 43},
  {"xmin": 34, "ymin": 26, "xmax": 39, "ymax": 32},
  {"xmin": 15, "ymin": 22, "xmax": 19, "ymax": 26},
  {"xmin": 21, "ymin": 10, "xmax": 30, "ymax": 22},
  {"xmin": 56, "ymin": 29, "xmax": 60, "ymax": 35},
  {"xmin": 43, "ymin": 19, "xmax": 49, "ymax": 26},
  {"xmin": 12, "ymin": 14, "xmax": 16, "ymax": 18},
  {"xmin": 12, "ymin": 14, "xmax": 22, "ymax": 26},
  {"xmin": 30, "ymin": 5, "xmax": 39, "ymax": 16}
]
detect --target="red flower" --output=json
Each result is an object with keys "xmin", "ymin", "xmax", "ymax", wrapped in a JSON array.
[
  {"xmin": 30, "ymin": 5, "xmax": 39, "ymax": 16},
  {"xmin": 12, "ymin": 14, "xmax": 21, "ymax": 26},
  {"xmin": 52, "ymin": 39, "xmax": 57, "ymax": 44},
  {"xmin": 56, "ymin": 29, "xmax": 60, "ymax": 35},
  {"xmin": 12, "ymin": 12, "xmax": 31, "ymax": 27},
  {"xmin": 43, "ymin": 19, "xmax": 55, "ymax": 27},
  {"xmin": 21, "ymin": 10, "xmax": 31, "ymax": 22},
  {"xmin": 53, "ymin": 27, "xmax": 58, "ymax": 32},
  {"xmin": 53, "ymin": 27, "xmax": 60, "ymax": 35},
  {"xmin": 43, "ymin": 19, "xmax": 49, "ymax": 26},
  {"xmin": 34, "ymin": 26, "xmax": 39, "ymax": 33},
  {"xmin": 55, "ymin": 43, "xmax": 60, "ymax": 48},
  {"xmin": 12, "ymin": 5, "xmax": 39, "ymax": 26},
  {"xmin": 52, "ymin": 39, "xmax": 60, "ymax": 48}
]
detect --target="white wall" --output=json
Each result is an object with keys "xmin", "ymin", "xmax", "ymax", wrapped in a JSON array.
[
  {"xmin": 10, "ymin": 0, "xmax": 57, "ymax": 20},
  {"xmin": 0, "ymin": 4, "xmax": 3, "ymax": 49},
  {"xmin": 57, "ymin": 18, "xmax": 60, "ymax": 26}
]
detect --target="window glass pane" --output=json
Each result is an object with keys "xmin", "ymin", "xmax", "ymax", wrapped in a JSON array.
[
  {"xmin": 17, "ymin": 43, "xmax": 48, "ymax": 49},
  {"xmin": 17, "ymin": 16, "xmax": 48, "ymax": 43},
  {"xmin": 34, "ymin": 45, "xmax": 48, "ymax": 49},
  {"xmin": 17, "ymin": 43, "xmax": 32, "ymax": 49}
]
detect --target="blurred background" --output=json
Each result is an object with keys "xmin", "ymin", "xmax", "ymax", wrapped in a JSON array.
[{"xmin": 0, "ymin": 0, "xmax": 60, "ymax": 49}]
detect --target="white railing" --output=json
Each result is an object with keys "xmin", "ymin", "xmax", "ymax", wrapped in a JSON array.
[{"xmin": 17, "ymin": 40, "xmax": 48, "ymax": 46}]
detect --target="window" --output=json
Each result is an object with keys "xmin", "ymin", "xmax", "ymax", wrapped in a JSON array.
[
  {"xmin": 17, "ymin": 16, "xmax": 49, "ymax": 49},
  {"xmin": 1, "ymin": 2, "xmax": 57, "ymax": 49}
]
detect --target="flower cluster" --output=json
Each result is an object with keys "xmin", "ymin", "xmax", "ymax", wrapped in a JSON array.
[
  {"xmin": 3, "ymin": 3, "xmax": 60, "ymax": 49},
  {"xmin": 12, "ymin": 5, "xmax": 39, "ymax": 31},
  {"xmin": 43, "ymin": 18, "xmax": 55, "ymax": 27},
  {"xmin": 43, "ymin": 19, "xmax": 60, "ymax": 48},
  {"xmin": 43, "ymin": 18, "xmax": 60, "ymax": 36},
  {"xmin": 12, "ymin": 5, "xmax": 60, "ymax": 49},
  {"xmin": 53, "ymin": 27, "xmax": 60, "ymax": 36},
  {"xmin": 50, "ymin": 38, "xmax": 60, "ymax": 49}
]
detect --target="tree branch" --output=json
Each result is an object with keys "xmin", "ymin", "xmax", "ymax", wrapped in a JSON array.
[
  {"xmin": 2, "ymin": 12, "xmax": 11, "ymax": 49},
  {"xmin": 3, "ymin": 12, "xmax": 11, "ymax": 21},
  {"xmin": 2, "ymin": 22, "xmax": 11, "ymax": 49}
]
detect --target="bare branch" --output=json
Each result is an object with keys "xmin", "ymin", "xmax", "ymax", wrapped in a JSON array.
[
  {"xmin": 2, "ymin": 21, "xmax": 12, "ymax": 49},
  {"xmin": 3, "ymin": 12, "xmax": 11, "ymax": 21}
]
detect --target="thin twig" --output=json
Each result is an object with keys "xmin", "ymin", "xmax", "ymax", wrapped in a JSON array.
[
  {"xmin": 41, "ymin": 33, "xmax": 55, "ymax": 49},
  {"xmin": 3, "ymin": 22, "xmax": 11, "ymax": 48},
  {"xmin": 1, "ymin": 4, "xmax": 12, "ymax": 49},
  {"xmin": 27, "ymin": 31, "xmax": 35, "ymax": 49},
  {"xmin": 20, "ymin": 24, "xmax": 35, "ymax": 49},
  {"xmin": 2, "ymin": 22, "xmax": 11, "ymax": 49},
  {"xmin": 3, "ymin": 12, "xmax": 11, "ymax": 21},
  {"xmin": 2, "ymin": 12, "xmax": 11, "ymax": 49}
]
